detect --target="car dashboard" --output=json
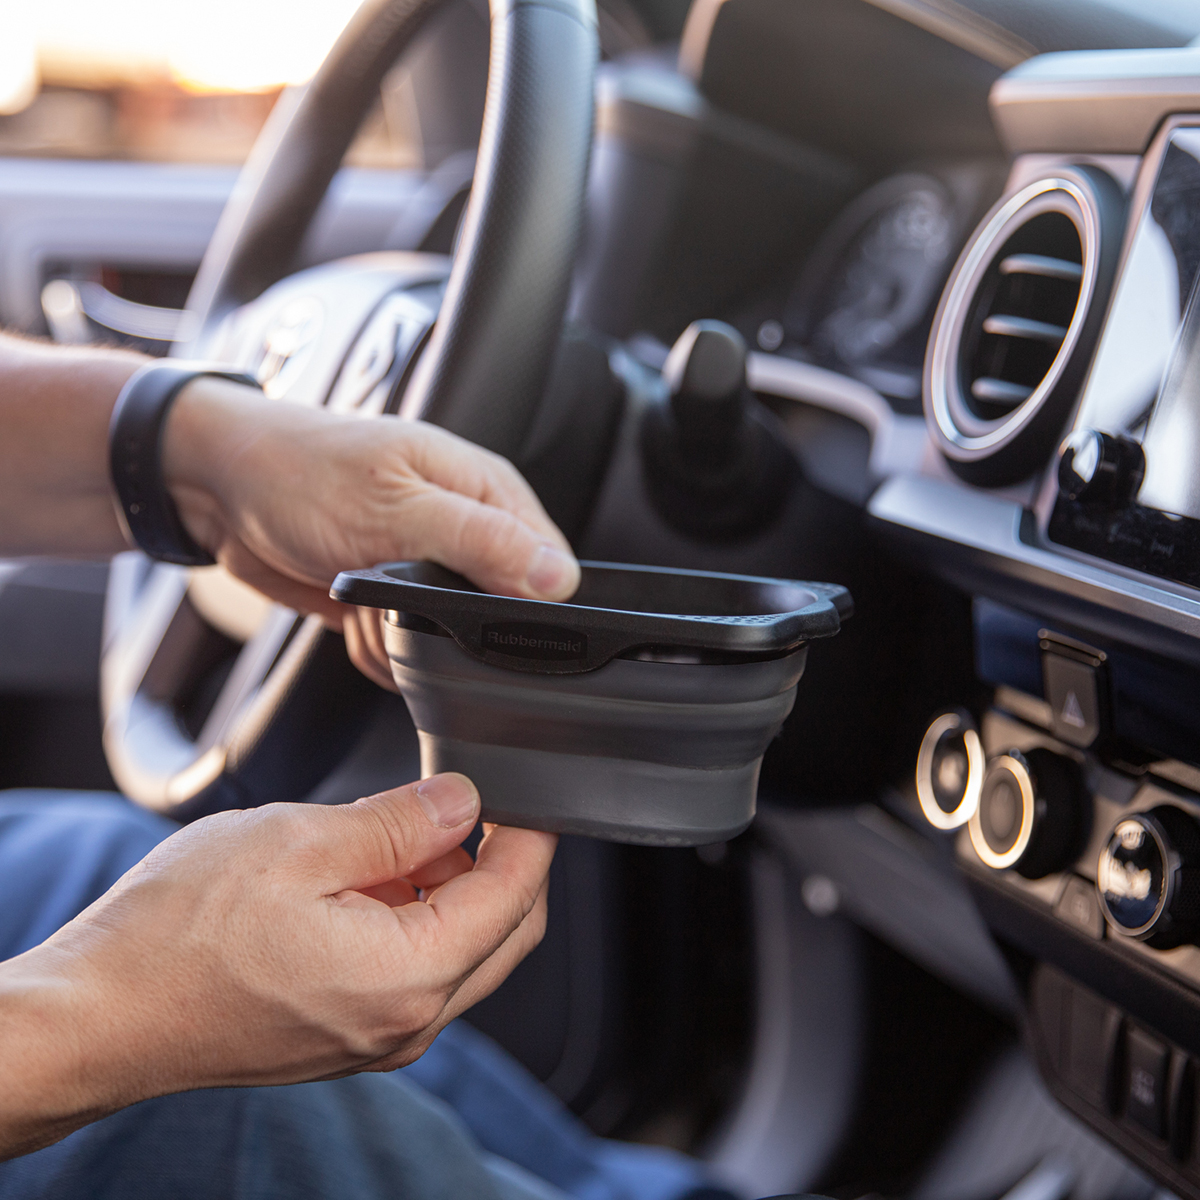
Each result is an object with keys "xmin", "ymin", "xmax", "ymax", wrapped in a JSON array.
[
  {"xmin": 852, "ymin": 47, "xmax": 1200, "ymax": 1199},
  {"xmin": 579, "ymin": 27, "xmax": 1200, "ymax": 1198},
  {"xmin": 12, "ymin": 4, "xmax": 1200, "ymax": 1196}
]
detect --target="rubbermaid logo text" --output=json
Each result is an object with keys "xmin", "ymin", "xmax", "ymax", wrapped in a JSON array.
[{"xmin": 482, "ymin": 621, "xmax": 587, "ymax": 661}]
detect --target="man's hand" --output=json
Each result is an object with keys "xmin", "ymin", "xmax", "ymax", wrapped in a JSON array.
[
  {"xmin": 162, "ymin": 377, "xmax": 581, "ymax": 688},
  {"xmin": 0, "ymin": 334, "xmax": 578, "ymax": 688},
  {"xmin": 0, "ymin": 774, "xmax": 555, "ymax": 1159}
]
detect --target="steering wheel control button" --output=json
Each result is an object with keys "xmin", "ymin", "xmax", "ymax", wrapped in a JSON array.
[
  {"xmin": 1057, "ymin": 428, "xmax": 1146, "ymax": 506},
  {"xmin": 1124, "ymin": 1026, "xmax": 1171, "ymax": 1139},
  {"xmin": 1055, "ymin": 874, "xmax": 1105, "ymax": 940},
  {"xmin": 1041, "ymin": 631, "xmax": 1107, "ymax": 749},
  {"xmin": 327, "ymin": 292, "xmax": 433, "ymax": 416},
  {"xmin": 969, "ymin": 748, "xmax": 1085, "ymax": 878},
  {"xmin": 1098, "ymin": 807, "xmax": 1200, "ymax": 947},
  {"xmin": 916, "ymin": 710, "xmax": 984, "ymax": 830},
  {"xmin": 332, "ymin": 561, "xmax": 850, "ymax": 846}
]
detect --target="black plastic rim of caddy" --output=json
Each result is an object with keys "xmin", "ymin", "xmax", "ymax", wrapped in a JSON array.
[{"xmin": 331, "ymin": 560, "xmax": 852, "ymax": 675}]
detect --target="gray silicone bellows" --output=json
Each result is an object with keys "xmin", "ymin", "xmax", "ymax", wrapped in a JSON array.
[
  {"xmin": 331, "ymin": 561, "xmax": 850, "ymax": 845},
  {"xmin": 389, "ymin": 623, "xmax": 807, "ymax": 844}
]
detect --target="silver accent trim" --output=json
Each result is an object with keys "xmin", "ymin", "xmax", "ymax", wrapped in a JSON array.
[
  {"xmin": 926, "ymin": 176, "xmax": 1099, "ymax": 462},
  {"xmin": 869, "ymin": 472, "xmax": 1200, "ymax": 643},
  {"xmin": 972, "ymin": 377, "xmax": 1033, "ymax": 405},
  {"xmin": 969, "ymin": 754, "xmax": 1036, "ymax": 870},
  {"xmin": 1097, "ymin": 814, "xmax": 1171, "ymax": 939},
  {"xmin": 981, "ymin": 314, "xmax": 1068, "ymax": 343},
  {"xmin": 747, "ymin": 351, "xmax": 930, "ymax": 478},
  {"xmin": 916, "ymin": 711, "xmax": 985, "ymax": 830},
  {"xmin": 991, "ymin": 47, "xmax": 1200, "ymax": 156},
  {"xmin": 1000, "ymin": 253, "xmax": 1083, "ymax": 282}
]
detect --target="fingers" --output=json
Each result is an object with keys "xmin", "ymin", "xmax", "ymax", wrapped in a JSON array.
[
  {"xmin": 364, "ymin": 871, "xmax": 552, "ymax": 1072},
  {"xmin": 407, "ymin": 845, "xmax": 475, "ymax": 892},
  {"xmin": 204, "ymin": 542, "xmax": 397, "ymax": 692},
  {"xmin": 326, "ymin": 821, "xmax": 555, "ymax": 1077},
  {"xmin": 206, "ymin": 413, "xmax": 581, "ymax": 605},
  {"xmin": 217, "ymin": 537, "xmax": 345, "ymax": 624},
  {"xmin": 405, "ymin": 423, "xmax": 566, "ymax": 547},
  {"xmin": 343, "ymin": 878, "xmax": 419, "ymax": 908},
  {"xmin": 390, "ymin": 424, "xmax": 579, "ymax": 600},
  {"xmin": 411, "ymin": 825, "xmax": 558, "ymax": 969},
  {"xmin": 356, "ymin": 608, "xmax": 391, "ymax": 671},
  {"xmin": 353, "ymin": 844, "xmax": 474, "ymax": 906},
  {"xmin": 299, "ymin": 775, "xmax": 481, "ymax": 895},
  {"xmin": 401, "ymin": 487, "xmax": 580, "ymax": 601},
  {"xmin": 436, "ymin": 871, "xmax": 551, "ymax": 1017},
  {"xmin": 343, "ymin": 610, "xmax": 398, "ymax": 692}
]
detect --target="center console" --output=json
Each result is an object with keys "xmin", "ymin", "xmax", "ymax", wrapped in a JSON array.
[{"xmin": 869, "ymin": 45, "xmax": 1200, "ymax": 1199}]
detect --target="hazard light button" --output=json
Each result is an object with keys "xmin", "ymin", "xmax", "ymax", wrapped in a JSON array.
[{"xmin": 1042, "ymin": 642, "xmax": 1105, "ymax": 749}]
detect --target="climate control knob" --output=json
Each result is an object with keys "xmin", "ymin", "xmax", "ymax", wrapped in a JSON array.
[
  {"xmin": 1097, "ymin": 806, "xmax": 1200, "ymax": 947},
  {"xmin": 916, "ymin": 710, "xmax": 984, "ymax": 830},
  {"xmin": 1057, "ymin": 428, "xmax": 1144, "ymax": 506},
  {"xmin": 968, "ymin": 748, "xmax": 1085, "ymax": 878}
]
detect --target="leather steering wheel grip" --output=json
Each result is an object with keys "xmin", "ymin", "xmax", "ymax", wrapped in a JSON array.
[
  {"xmin": 401, "ymin": 0, "xmax": 599, "ymax": 458},
  {"xmin": 102, "ymin": 0, "xmax": 599, "ymax": 816},
  {"xmin": 187, "ymin": 0, "xmax": 598, "ymax": 460}
]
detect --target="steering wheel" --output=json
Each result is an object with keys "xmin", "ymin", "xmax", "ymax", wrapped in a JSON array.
[{"xmin": 101, "ymin": 0, "xmax": 598, "ymax": 817}]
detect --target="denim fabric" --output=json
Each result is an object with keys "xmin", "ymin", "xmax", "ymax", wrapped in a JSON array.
[
  {"xmin": 0, "ymin": 791, "xmax": 716, "ymax": 1200},
  {"xmin": 404, "ymin": 1020, "xmax": 709, "ymax": 1200},
  {"xmin": 0, "ymin": 1073, "xmax": 564, "ymax": 1200}
]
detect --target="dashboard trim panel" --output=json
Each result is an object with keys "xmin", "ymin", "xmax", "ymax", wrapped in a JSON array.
[
  {"xmin": 992, "ymin": 47, "xmax": 1200, "ymax": 155},
  {"xmin": 869, "ymin": 473, "xmax": 1200, "ymax": 669}
]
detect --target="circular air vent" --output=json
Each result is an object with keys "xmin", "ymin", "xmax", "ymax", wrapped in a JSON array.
[{"xmin": 925, "ymin": 169, "xmax": 1122, "ymax": 485}]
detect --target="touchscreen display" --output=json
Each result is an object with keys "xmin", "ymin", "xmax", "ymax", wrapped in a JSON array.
[
  {"xmin": 1074, "ymin": 129, "xmax": 1200, "ymax": 448},
  {"xmin": 1049, "ymin": 127, "xmax": 1200, "ymax": 587}
]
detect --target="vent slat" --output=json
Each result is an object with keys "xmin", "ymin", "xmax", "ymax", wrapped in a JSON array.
[
  {"xmin": 936, "ymin": 194, "xmax": 1090, "ymax": 447},
  {"xmin": 971, "ymin": 377, "xmax": 1034, "ymax": 405},
  {"xmin": 982, "ymin": 314, "xmax": 1068, "ymax": 344},
  {"xmin": 999, "ymin": 254, "xmax": 1083, "ymax": 282}
]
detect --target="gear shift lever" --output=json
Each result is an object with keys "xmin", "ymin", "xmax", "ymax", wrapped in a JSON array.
[
  {"xmin": 663, "ymin": 320, "xmax": 749, "ymax": 472},
  {"xmin": 641, "ymin": 320, "xmax": 795, "ymax": 540}
]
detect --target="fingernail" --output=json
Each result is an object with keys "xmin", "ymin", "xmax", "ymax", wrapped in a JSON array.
[
  {"xmin": 526, "ymin": 543, "xmax": 579, "ymax": 599},
  {"xmin": 415, "ymin": 774, "xmax": 480, "ymax": 828}
]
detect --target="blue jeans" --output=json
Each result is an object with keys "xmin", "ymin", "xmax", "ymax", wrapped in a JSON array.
[{"xmin": 0, "ymin": 792, "xmax": 720, "ymax": 1200}]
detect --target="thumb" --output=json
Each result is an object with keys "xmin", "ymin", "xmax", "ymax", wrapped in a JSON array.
[{"xmin": 308, "ymin": 774, "xmax": 481, "ymax": 896}]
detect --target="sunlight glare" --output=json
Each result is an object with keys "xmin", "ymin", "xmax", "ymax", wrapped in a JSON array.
[
  {"xmin": 0, "ymin": 9, "xmax": 38, "ymax": 114},
  {"xmin": 23, "ymin": 0, "xmax": 364, "ymax": 97}
]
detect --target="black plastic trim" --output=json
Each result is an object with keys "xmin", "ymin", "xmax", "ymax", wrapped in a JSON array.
[{"xmin": 332, "ymin": 560, "xmax": 850, "ymax": 675}]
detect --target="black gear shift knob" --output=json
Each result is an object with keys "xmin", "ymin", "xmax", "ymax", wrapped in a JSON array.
[
  {"xmin": 663, "ymin": 322, "xmax": 748, "ymax": 469},
  {"xmin": 642, "ymin": 320, "xmax": 795, "ymax": 541},
  {"xmin": 664, "ymin": 320, "xmax": 747, "ymax": 409}
]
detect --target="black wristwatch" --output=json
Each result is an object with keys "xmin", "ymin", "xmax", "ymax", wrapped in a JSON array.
[{"xmin": 109, "ymin": 361, "xmax": 261, "ymax": 567}]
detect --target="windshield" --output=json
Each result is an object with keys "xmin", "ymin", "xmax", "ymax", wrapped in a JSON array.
[{"xmin": 0, "ymin": 0, "xmax": 418, "ymax": 165}]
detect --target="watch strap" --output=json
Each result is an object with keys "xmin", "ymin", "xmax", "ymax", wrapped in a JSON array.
[{"xmin": 109, "ymin": 361, "xmax": 260, "ymax": 567}]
